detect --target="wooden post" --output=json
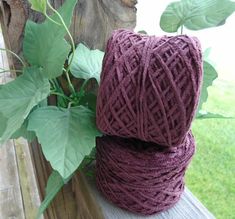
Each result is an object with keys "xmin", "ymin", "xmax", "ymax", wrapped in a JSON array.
[{"xmin": 0, "ymin": 0, "xmax": 137, "ymax": 68}]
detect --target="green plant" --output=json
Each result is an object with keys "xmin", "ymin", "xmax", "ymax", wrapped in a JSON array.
[
  {"xmin": 0, "ymin": 0, "xmax": 103, "ymax": 217},
  {"xmin": 0, "ymin": 0, "xmax": 234, "ymax": 218}
]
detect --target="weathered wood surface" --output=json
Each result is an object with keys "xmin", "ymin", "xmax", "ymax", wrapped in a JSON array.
[
  {"xmin": 0, "ymin": 0, "xmax": 137, "ymax": 70},
  {"xmin": 73, "ymin": 172, "xmax": 104, "ymax": 219},
  {"xmin": 0, "ymin": 140, "xmax": 25, "ymax": 219},
  {"xmin": 14, "ymin": 138, "xmax": 42, "ymax": 219},
  {"xmin": 30, "ymin": 140, "xmax": 77, "ymax": 219}
]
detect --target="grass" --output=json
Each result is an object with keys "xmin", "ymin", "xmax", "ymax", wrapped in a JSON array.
[{"xmin": 186, "ymin": 77, "xmax": 235, "ymax": 219}]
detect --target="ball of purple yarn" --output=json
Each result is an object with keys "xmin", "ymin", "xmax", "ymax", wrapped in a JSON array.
[
  {"xmin": 96, "ymin": 132, "xmax": 195, "ymax": 215},
  {"xmin": 96, "ymin": 29, "xmax": 203, "ymax": 147}
]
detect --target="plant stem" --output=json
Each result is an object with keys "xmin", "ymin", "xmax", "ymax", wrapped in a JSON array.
[
  {"xmin": 46, "ymin": 1, "xmax": 76, "ymax": 95},
  {"xmin": 0, "ymin": 48, "xmax": 26, "ymax": 67},
  {"xmin": 180, "ymin": 25, "xmax": 184, "ymax": 35},
  {"xmin": 50, "ymin": 91, "xmax": 74, "ymax": 102},
  {"xmin": 79, "ymin": 79, "xmax": 89, "ymax": 94},
  {"xmin": 49, "ymin": 79, "xmax": 57, "ymax": 89},
  {"xmin": 78, "ymin": 79, "xmax": 89, "ymax": 97},
  {"xmin": 53, "ymin": 78, "xmax": 62, "ymax": 90},
  {"xmin": 0, "ymin": 68, "xmax": 23, "ymax": 74},
  {"xmin": 50, "ymin": 79, "xmax": 68, "ymax": 107},
  {"xmin": 50, "ymin": 78, "xmax": 64, "ymax": 94},
  {"xmin": 45, "ymin": 13, "xmax": 61, "ymax": 26},
  {"xmin": 65, "ymin": 70, "xmax": 76, "ymax": 95},
  {"xmin": 76, "ymin": 79, "xmax": 89, "ymax": 104}
]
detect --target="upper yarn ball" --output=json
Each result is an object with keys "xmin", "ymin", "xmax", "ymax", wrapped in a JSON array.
[{"xmin": 96, "ymin": 29, "xmax": 203, "ymax": 147}]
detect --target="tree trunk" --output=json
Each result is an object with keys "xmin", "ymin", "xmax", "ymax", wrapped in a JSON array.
[
  {"xmin": 0, "ymin": 0, "xmax": 137, "ymax": 69},
  {"xmin": 0, "ymin": 1, "xmax": 136, "ymax": 218}
]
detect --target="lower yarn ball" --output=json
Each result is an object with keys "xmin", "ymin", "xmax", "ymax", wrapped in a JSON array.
[{"xmin": 96, "ymin": 132, "xmax": 195, "ymax": 215}]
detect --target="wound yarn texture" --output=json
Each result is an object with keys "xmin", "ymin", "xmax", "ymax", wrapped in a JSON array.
[
  {"xmin": 95, "ymin": 29, "xmax": 202, "ymax": 215},
  {"xmin": 96, "ymin": 29, "xmax": 203, "ymax": 147},
  {"xmin": 96, "ymin": 132, "xmax": 195, "ymax": 215}
]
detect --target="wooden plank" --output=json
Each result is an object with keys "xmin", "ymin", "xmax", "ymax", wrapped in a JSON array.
[
  {"xmin": 14, "ymin": 138, "xmax": 42, "ymax": 219},
  {"xmin": 77, "ymin": 165, "xmax": 216, "ymax": 219},
  {"xmin": 0, "ymin": 141, "xmax": 25, "ymax": 219},
  {"xmin": 0, "ymin": 31, "xmax": 13, "ymax": 83},
  {"xmin": 29, "ymin": 140, "xmax": 77, "ymax": 219},
  {"xmin": 73, "ymin": 172, "xmax": 104, "ymax": 219}
]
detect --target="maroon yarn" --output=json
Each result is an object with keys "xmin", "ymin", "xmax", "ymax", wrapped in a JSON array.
[
  {"xmin": 96, "ymin": 132, "xmax": 195, "ymax": 215},
  {"xmin": 96, "ymin": 29, "xmax": 203, "ymax": 147}
]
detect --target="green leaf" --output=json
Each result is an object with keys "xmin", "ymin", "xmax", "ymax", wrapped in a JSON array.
[
  {"xmin": 197, "ymin": 60, "xmax": 218, "ymax": 113},
  {"xmin": 0, "ymin": 112, "xmax": 7, "ymax": 138},
  {"xmin": 137, "ymin": 30, "xmax": 148, "ymax": 34},
  {"xmin": 203, "ymin": 47, "xmax": 212, "ymax": 60},
  {"xmin": 11, "ymin": 118, "xmax": 36, "ymax": 142},
  {"xmin": 23, "ymin": 0, "xmax": 77, "ymax": 79},
  {"xmin": 0, "ymin": 67, "xmax": 50, "ymax": 144},
  {"xmin": 36, "ymin": 171, "xmax": 72, "ymax": 219},
  {"xmin": 160, "ymin": 0, "xmax": 235, "ymax": 32},
  {"xmin": 28, "ymin": 106, "xmax": 101, "ymax": 178},
  {"xmin": 70, "ymin": 43, "xmax": 104, "ymax": 83},
  {"xmin": 28, "ymin": 0, "xmax": 47, "ymax": 14},
  {"xmin": 196, "ymin": 111, "xmax": 233, "ymax": 119}
]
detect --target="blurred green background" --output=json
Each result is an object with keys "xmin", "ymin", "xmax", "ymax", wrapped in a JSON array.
[{"xmin": 186, "ymin": 77, "xmax": 235, "ymax": 219}]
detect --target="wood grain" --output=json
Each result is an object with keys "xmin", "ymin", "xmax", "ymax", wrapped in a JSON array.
[
  {"xmin": 0, "ymin": 141, "xmax": 25, "ymax": 219},
  {"xmin": 29, "ymin": 140, "xmax": 77, "ymax": 219},
  {"xmin": 14, "ymin": 138, "xmax": 42, "ymax": 219},
  {"xmin": 0, "ymin": 0, "xmax": 137, "ymax": 70},
  {"xmin": 73, "ymin": 172, "xmax": 104, "ymax": 219}
]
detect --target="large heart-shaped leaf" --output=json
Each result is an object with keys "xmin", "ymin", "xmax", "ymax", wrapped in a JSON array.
[
  {"xmin": 70, "ymin": 43, "xmax": 104, "ymax": 83},
  {"xmin": 0, "ymin": 112, "xmax": 7, "ymax": 138},
  {"xmin": 160, "ymin": 0, "xmax": 235, "ymax": 33},
  {"xmin": 0, "ymin": 67, "xmax": 50, "ymax": 144},
  {"xmin": 28, "ymin": 0, "xmax": 47, "ymax": 14},
  {"xmin": 23, "ymin": 0, "xmax": 77, "ymax": 79},
  {"xmin": 197, "ymin": 60, "xmax": 218, "ymax": 113},
  {"xmin": 28, "ymin": 106, "xmax": 100, "ymax": 178},
  {"xmin": 36, "ymin": 171, "xmax": 72, "ymax": 219}
]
